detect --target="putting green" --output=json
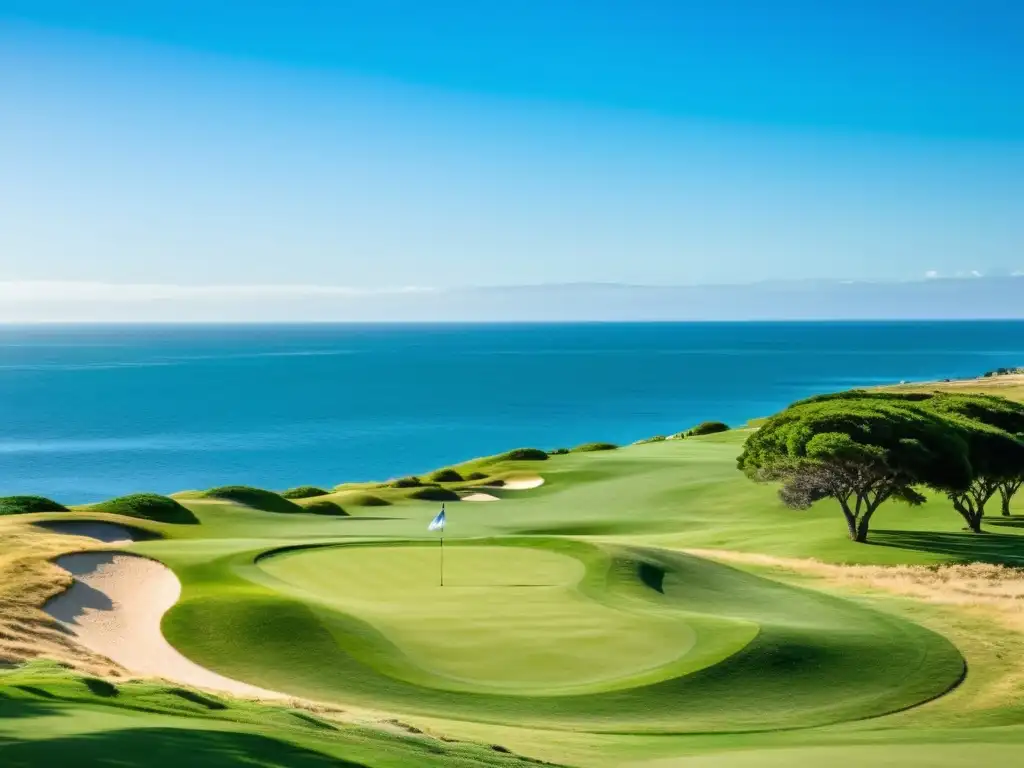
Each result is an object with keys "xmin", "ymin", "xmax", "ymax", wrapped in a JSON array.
[
  {"xmin": 259, "ymin": 543, "xmax": 757, "ymax": 694},
  {"xmin": 163, "ymin": 537, "xmax": 965, "ymax": 732}
]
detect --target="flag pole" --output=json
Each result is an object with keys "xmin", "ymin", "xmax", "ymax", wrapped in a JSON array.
[{"xmin": 440, "ymin": 535, "xmax": 444, "ymax": 587}]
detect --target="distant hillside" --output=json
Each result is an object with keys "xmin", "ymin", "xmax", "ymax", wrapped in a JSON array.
[{"xmin": 5, "ymin": 276, "xmax": 1024, "ymax": 322}]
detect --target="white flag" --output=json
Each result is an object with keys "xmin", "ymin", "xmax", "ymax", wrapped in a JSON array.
[{"xmin": 428, "ymin": 504, "xmax": 446, "ymax": 532}]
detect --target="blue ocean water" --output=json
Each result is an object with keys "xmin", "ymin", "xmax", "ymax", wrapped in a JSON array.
[{"xmin": 1, "ymin": 322, "xmax": 1023, "ymax": 503}]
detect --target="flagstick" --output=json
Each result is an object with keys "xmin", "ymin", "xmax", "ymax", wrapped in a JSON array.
[{"xmin": 440, "ymin": 535, "xmax": 444, "ymax": 587}]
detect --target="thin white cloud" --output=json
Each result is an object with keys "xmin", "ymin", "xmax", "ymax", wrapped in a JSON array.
[
  {"xmin": 0, "ymin": 281, "xmax": 433, "ymax": 303},
  {"xmin": 924, "ymin": 270, "xmax": 939, "ymax": 279}
]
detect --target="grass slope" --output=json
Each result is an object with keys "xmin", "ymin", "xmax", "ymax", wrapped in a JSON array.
[
  {"xmin": 162, "ymin": 537, "xmax": 962, "ymax": 732},
  {"xmin": 10, "ymin": 428, "xmax": 1024, "ymax": 765}
]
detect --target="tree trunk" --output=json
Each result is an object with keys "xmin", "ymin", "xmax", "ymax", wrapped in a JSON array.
[
  {"xmin": 842, "ymin": 510, "xmax": 859, "ymax": 541},
  {"xmin": 999, "ymin": 481, "xmax": 1021, "ymax": 516},
  {"xmin": 953, "ymin": 499, "xmax": 983, "ymax": 533},
  {"xmin": 854, "ymin": 502, "xmax": 879, "ymax": 543}
]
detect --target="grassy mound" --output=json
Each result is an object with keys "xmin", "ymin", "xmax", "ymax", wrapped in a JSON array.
[
  {"xmin": 686, "ymin": 421, "xmax": 730, "ymax": 436},
  {"xmin": 383, "ymin": 477, "xmax": 425, "ymax": 489},
  {"xmin": 280, "ymin": 486, "xmax": 330, "ymax": 499},
  {"xmin": 0, "ymin": 496, "xmax": 67, "ymax": 515},
  {"xmin": 427, "ymin": 468, "xmax": 464, "ymax": 483},
  {"xmin": 301, "ymin": 499, "xmax": 348, "ymax": 516},
  {"xmin": 90, "ymin": 493, "xmax": 198, "ymax": 524},
  {"xmin": 492, "ymin": 448, "xmax": 549, "ymax": 462},
  {"xmin": 200, "ymin": 486, "xmax": 302, "ymax": 514},
  {"xmin": 407, "ymin": 486, "xmax": 460, "ymax": 502},
  {"xmin": 571, "ymin": 442, "xmax": 618, "ymax": 452},
  {"xmin": 334, "ymin": 491, "xmax": 391, "ymax": 507}
]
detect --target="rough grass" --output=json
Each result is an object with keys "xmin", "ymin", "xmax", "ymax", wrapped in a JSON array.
[
  {"xmin": 0, "ymin": 496, "xmax": 67, "ymax": 515},
  {"xmin": 88, "ymin": 493, "xmax": 198, "ymax": 524},
  {"xmin": 490, "ymin": 448, "xmax": 549, "ymax": 462},
  {"xmin": 881, "ymin": 373, "xmax": 1024, "ymax": 404},
  {"xmin": 280, "ymin": 486, "xmax": 330, "ymax": 500},
  {"xmin": 427, "ymin": 468, "xmax": 464, "ymax": 483},
  {"xmin": 0, "ymin": 520, "xmax": 122, "ymax": 675},
  {"xmin": 570, "ymin": 442, "xmax": 618, "ymax": 452}
]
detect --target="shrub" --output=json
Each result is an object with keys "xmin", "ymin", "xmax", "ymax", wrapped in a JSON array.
[
  {"xmin": 201, "ymin": 486, "xmax": 302, "ymax": 514},
  {"xmin": 466, "ymin": 471, "xmax": 489, "ymax": 481},
  {"xmin": 427, "ymin": 468, "xmax": 464, "ymax": 483},
  {"xmin": 494, "ymin": 448, "xmax": 549, "ymax": 462},
  {"xmin": 571, "ymin": 442, "xmax": 618, "ymax": 452},
  {"xmin": 91, "ymin": 493, "xmax": 198, "ymax": 524},
  {"xmin": 281, "ymin": 486, "xmax": 330, "ymax": 499},
  {"xmin": 687, "ymin": 421, "xmax": 730, "ymax": 436},
  {"xmin": 384, "ymin": 476, "xmax": 424, "ymax": 489},
  {"xmin": 303, "ymin": 499, "xmax": 348, "ymax": 516},
  {"xmin": 0, "ymin": 496, "xmax": 68, "ymax": 516},
  {"xmin": 407, "ymin": 486, "xmax": 460, "ymax": 502},
  {"xmin": 548, "ymin": 448, "xmax": 570, "ymax": 455}
]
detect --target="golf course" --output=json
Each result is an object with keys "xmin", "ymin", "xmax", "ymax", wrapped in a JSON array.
[{"xmin": 3, "ymin": 378, "xmax": 1024, "ymax": 766}]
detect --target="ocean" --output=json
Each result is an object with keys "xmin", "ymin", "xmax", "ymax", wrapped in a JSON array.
[{"xmin": 2, "ymin": 321, "xmax": 1022, "ymax": 503}]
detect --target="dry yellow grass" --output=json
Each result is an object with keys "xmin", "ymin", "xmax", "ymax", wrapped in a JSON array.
[
  {"xmin": 0, "ymin": 518, "xmax": 125, "ymax": 676},
  {"xmin": 881, "ymin": 372, "xmax": 1024, "ymax": 403},
  {"xmin": 687, "ymin": 548, "xmax": 1024, "ymax": 715},
  {"xmin": 686, "ymin": 548, "xmax": 1024, "ymax": 619}
]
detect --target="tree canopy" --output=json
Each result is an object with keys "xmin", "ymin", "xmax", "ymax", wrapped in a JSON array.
[
  {"xmin": 738, "ymin": 397, "xmax": 972, "ymax": 542},
  {"xmin": 740, "ymin": 392, "xmax": 1024, "ymax": 540}
]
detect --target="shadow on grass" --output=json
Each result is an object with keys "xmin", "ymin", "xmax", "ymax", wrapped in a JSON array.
[
  {"xmin": 0, "ymin": 727, "xmax": 366, "ymax": 767},
  {"xmin": 871, "ymin": 529, "xmax": 1024, "ymax": 565},
  {"xmin": 988, "ymin": 516, "xmax": 1024, "ymax": 529}
]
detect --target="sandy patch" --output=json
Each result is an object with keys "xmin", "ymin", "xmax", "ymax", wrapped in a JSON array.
[
  {"xmin": 461, "ymin": 492, "xmax": 500, "ymax": 502},
  {"xmin": 33, "ymin": 520, "xmax": 138, "ymax": 545},
  {"xmin": 492, "ymin": 476, "xmax": 544, "ymax": 490},
  {"xmin": 45, "ymin": 552, "xmax": 284, "ymax": 699}
]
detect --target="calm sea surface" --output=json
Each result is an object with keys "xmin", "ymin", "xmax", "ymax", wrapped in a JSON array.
[{"xmin": 2, "ymin": 322, "xmax": 1022, "ymax": 502}]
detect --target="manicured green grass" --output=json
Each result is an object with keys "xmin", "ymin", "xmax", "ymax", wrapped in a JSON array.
[
  {"xmin": 13, "ymin": 430, "xmax": 1024, "ymax": 766},
  {"xmin": 0, "ymin": 662, "xmax": 545, "ymax": 767}
]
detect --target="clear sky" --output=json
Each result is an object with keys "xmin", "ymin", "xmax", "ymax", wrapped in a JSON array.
[{"xmin": 2, "ymin": 1, "xmax": 1022, "ymax": 309}]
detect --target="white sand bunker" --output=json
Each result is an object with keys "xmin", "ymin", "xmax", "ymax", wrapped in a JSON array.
[
  {"xmin": 34, "ymin": 520, "xmax": 138, "ymax": 545},
  {"xmin": 45, "ymin": 552, "xmax": 283, "ymax": 699},
  {"xmin": 492, "ymin": 475, "xmax": 545, "ymax": 490},
  {"xmin": 461, "ymin": 492, "xmax": 500, "ymax": 502}
]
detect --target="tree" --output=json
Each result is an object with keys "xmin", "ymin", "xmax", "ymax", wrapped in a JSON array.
[
  {"xmin": 918, "ymin": 394, "xmax": 1024, "ymax": 526},
  {"xmin": 738, "ymin": 398, "xmax": 971, "ymax": 543},
  {"xmin": 998, "ymin": 479, "xmax": 1023, "ymax": 516},
  {"xmin": 938, "ymin": 419, "xmax": 1024, "ymax": 531},
  {"xmin": 794, "ymin": 391, "xmax": 1024, "ymax": 524}
]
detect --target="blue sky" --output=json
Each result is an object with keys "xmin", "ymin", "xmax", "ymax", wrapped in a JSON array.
[{"xmin": 1, "ymin": 1, "xmax": 1022, "ymax": 312}]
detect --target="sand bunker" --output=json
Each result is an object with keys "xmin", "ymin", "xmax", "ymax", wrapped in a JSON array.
[
  {"xmin": 45, "ymin": 552, "xmax": 283, "ymax": 699},
  {"xmin": 33, "ymin": 520, "xmax": 139, "ymax": 545},
  {"xmin": 493, "ymin": 476, "xmax": 545, "ymax": 490},
  {"xmin": 461, "ymin": 492, "xmax": 500, "ymax": 502}
]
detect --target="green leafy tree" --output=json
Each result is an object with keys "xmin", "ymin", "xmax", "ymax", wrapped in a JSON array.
[
  {"xmin": 998, "ymin": 478, "xmax": 1023, "ymax": 516},
  {"xmin": 738, "ymin": 398, "xmax": 971, "ymax": 542},
  {"xmin": 794, "ymin": 390, "xmax": 1024, "ymax": 523},
  {"xmin": 937, "ymin": 419, "xmax": 1024, "ymax": 531}
]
